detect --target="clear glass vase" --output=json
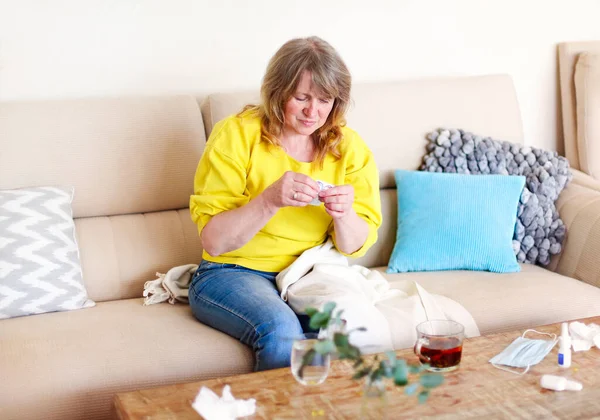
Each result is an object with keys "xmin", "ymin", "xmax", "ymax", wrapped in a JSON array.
[
  {"xmin": 290, "ymin": 333, "xmax": 330, "ymax": 386},
  {"xmin": 360, "ymin": 377, "xmax": 388, "ymax": 419}
]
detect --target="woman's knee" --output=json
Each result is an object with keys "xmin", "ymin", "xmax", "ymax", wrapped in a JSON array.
[
  {"xmin": 253, "ymin": 310, "xmax": 303, "ymax": 371},
  {"xmin": 255, "ymin": 303, "xmax": 304, "ymax": 339}
]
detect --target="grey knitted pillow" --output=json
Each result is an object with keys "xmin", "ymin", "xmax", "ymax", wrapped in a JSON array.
[{"xmin": 420, "ymin": 129, "xmax": 572, "ymax": 266}]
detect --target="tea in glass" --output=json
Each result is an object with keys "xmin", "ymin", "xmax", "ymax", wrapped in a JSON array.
[{"xmin": 415, "ymin": 320, "xmax": 465, "ymax": 372}]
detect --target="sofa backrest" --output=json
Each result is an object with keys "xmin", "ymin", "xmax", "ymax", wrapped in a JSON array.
[
  {"xmin": 558, "ymin": 40, "xmax": 600, "ymax": 176},
  {"xmin": 0, "ymin": 96, "xmax": 206, "ymax": 302},
  {"xmin": 202, "ymin": 74, "xmax": 524, "ymax": 268}
]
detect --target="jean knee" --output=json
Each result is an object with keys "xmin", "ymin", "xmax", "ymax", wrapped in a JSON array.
[
  {"xmin": 276, "ymin": 316, "xmax": 304, "ymax": 340},
  {"xmin": 257, "ymin": 308, "xmax": 303, "ymax": 340},
  {"xmin": 254, "ymin": 314, "xmax": 304, "ymax": 371}
]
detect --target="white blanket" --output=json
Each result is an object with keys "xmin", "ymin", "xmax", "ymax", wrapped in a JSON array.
[{"xmin": 276, "ymin": 240, "xmax": 480, "ymax": 353}]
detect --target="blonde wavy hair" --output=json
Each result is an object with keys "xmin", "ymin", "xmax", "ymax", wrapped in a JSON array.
[{"xmin": 242, "ymin": 36, "xmax": 352, "ymax": 169}]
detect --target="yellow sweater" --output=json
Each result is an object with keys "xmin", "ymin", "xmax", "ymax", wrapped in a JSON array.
[{"xmin": 190, "ymin": 113, "xmax": 382, "ymax": 272}]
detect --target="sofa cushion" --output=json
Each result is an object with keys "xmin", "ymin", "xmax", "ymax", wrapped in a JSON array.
[
  {"xmin": 378, "ymin": 264, "xmax": 600, "ymax": 335},
  {"xmin": 75, "ymin": 209, "xmax": 203, "ymax": 303},
  {"xmin": 0, "ymin": 96, "xmax": 205, "ymax": 218},
  {"xmin": 575, "ymin": 52, "xmax": 600, "ymax": 179},
  {"xmin": 0, "ymin": 186, "xmax": 95, "ymax": 319},
  {"xmin": 387, "ymin": 170, "xmax": 524, "ymax": 273},
  {"xmin": 0, "ymin": 298, "xmax": 253, "ymax": 420}
]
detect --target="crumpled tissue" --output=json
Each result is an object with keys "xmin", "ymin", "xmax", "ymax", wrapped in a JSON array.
[
  {"xmin": 191, "ymin": 385, "xmax": 256, "ymax": 420},
  {"xmin": 568, "ymin": 321, "xmax": 600, "ymax": 352}
]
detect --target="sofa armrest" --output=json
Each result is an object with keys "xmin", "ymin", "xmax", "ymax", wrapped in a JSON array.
[{"xmin": 549, "ymin": 169, "xmax": 600, "ymax": 287}]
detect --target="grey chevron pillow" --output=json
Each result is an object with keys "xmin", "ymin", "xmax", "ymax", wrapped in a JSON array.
[{"xmin": 0, "ymin": 186, "xmax": 95, "ymax": 319}]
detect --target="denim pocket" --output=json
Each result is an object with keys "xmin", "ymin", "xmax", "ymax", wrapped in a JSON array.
[
  {"xmin": 190, "ymin": 268, "xmax": 215, "ymax": 298},
  {"xmin": 191, "ymin": 261, "xmax": 240, "ymax": 295},
  {"xmin": 190, "ymin": 261, "xmax": 214, "ymax": 290}
]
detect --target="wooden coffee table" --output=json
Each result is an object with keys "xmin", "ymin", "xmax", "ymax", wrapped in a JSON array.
[{"xmin": 114, "ymin": 316, "xmax": 600, "ymax": 419}]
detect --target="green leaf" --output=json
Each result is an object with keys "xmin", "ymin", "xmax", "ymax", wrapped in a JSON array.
[
  {"xmin": 409, "ymin": 364, "xmax": 425, "ymax": 374},
  {"xmin": 333, "ymin": 332, "xmax": 349, "ymax": 348},
  {"xmin": 382, "ymin": 360, "xmax": 393, "ymax": 377},
  {"xmin": 338, "ymin": 344, "xmax": 361, "ymax": 361},
  {"xmin": 352, "ymin": 366, "xmax": 372, "ymax": 380},
  {"xmin": 420, "ymin": 373, "xmax": 444, "ymax": 389},
  {"xmin": 396, "ymin": 359, "xmax": 407, "ymax": 370},
  {"xmin": 337, "ymin": 349, "xmax": 352, "ymax": 360},
  {"xmin": 334, "ymin": 309, "xmax": 345, "ymax": 320},
  {"xmin": 305, "ymin": 307, "xmax": 318, "ymax": 317},
  {"xmin": 418, "ymin": 390, "xmax": 430, "ymax": 404},
  {"xmin": 314, "ymin": 339, "xmax": 336, "ymax": 355},
  {"xmin": 371, "ymin": 363, "xmax": 385, "ymax": 381},
  {"xmin": 393, "ymin": 360, "xmax": 408, "ymax": 386},
  {"xmin": 405, "ymin": 383, "xmax": 419, "ymax": 396},
  {"xmin": 322, "ymin": 302, "xmax": 336, "ymax": 315},
  {"xmin": 377, "ymin": 360, "xmax": 391, "ymax": 378},
  {"xmin": 309, "ymin": 312, "xmax": 331, "ymax": 329},
  {"xmin": 298, "ymin": 348, "xmax": 316, "ymax": 379},
  {"xmin": 348, "ymin": 344, "xmax": 362, "ymax": 359},
  {"xmin": 302, "ymin": 348, "xmax": 316, "ymax": 365}
]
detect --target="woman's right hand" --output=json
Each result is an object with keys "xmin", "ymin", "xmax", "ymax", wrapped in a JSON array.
[{"xmin": 261, "ymin": 171, "xmax": 320, "ymax": 209}]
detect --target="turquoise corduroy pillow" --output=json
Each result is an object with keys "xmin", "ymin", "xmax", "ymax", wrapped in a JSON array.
[{"xmin": 386, "ymin": 170, "xmax": 526, "ymax": 274}]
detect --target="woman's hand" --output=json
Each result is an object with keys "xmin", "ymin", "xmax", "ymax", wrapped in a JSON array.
[
  {"xmin": 262, "ymin": 171, "xmax": 320, "ymax": 209},
  {"xmin": 319, "ymin": 184, "xmax": 355, "ymax": 219}
]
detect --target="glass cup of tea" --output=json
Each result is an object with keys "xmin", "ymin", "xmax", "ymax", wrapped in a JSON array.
[
  {"xmin": 290, "ymin": 333, "xmax": 331, "ymax": 386},
  {"xmin": 414, "ymin": 320, "xmax": 465, "ymax": 372}
]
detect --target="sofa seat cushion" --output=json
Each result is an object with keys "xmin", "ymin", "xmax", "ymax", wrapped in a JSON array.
[
  {"xmin": 377, "ymin": 264, "xmax": 600, "ymax": 336},
  {"xmin": 0, "ymin": 298, "xmax": 253, "ymax": 420}
]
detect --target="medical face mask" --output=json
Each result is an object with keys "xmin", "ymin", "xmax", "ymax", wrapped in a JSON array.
[{"xmin": 489, "ymin": 329, "xmax": 558, "ymax": 375}]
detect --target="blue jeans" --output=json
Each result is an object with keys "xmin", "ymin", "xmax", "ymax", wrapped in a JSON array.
[{"xmin": 189, "ymin": 260, "xmax": 313, "ymax": 371}]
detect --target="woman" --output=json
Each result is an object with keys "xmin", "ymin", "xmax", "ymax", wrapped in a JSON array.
[{"xmin": 189, "ymin": 36, "xmax": 382, "ymax": 371}]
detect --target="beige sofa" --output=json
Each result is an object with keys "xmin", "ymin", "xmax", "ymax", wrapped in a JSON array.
[{"xmin": 2, "ymin": 71, "xmax": 600, "ymax": 420}]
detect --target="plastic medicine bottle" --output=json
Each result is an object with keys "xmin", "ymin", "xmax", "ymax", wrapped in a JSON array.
[
  {"xmin": 540, "ymin": 375, "xmax": 582, "ymax": 391},
  {"xmin": 558, "ymin": 322, "xmax": 572, "ymax": 368}
]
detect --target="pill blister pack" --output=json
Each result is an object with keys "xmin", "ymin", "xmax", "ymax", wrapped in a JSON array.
[{"xmin": 310, "ymin": 180, "xmax": 334, "ymax": 206}]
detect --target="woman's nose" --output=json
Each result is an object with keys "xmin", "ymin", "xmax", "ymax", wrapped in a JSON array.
[{"xmin": 303, "ymin": 101, "xmax": 317, "ymax": 117}]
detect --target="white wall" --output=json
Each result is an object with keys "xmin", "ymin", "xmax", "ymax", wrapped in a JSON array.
[{"xmin": 1, "ymin": 0, "xmax": 600, "ymax": 152}]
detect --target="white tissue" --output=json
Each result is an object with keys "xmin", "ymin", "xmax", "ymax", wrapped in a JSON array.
[
  {"xmin": 191, "ymin": 385, "xmax": 256, "ymax": 420},
  {"xmin": 568, "ymin": 322, "xmax": 600, "ymax": 352}
]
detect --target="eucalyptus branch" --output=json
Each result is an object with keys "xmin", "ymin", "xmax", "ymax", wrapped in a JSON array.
[{"xmin": 302, "ymin": 302, "xmax": 444, "ymax": 404}]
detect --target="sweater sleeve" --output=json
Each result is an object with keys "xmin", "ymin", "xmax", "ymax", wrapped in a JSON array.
[
  {"xmin": 189, "ymin": 118, "xmax": 250, "ymax": 235},
  {"xmin": 329, "ymin": 130, "xmax": 382, "ymax": 258}
]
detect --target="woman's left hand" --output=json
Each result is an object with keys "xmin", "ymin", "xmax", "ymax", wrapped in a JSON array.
[{"xmin": 319, "ymin": 184, "xmax": 354, "ymax": 219}]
